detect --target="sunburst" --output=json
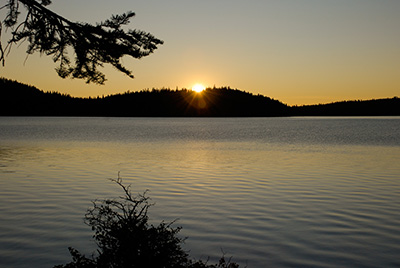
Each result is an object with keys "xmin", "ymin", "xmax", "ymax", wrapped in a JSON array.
[{"xmin": 192, "ymin": 84, "xmax": 205, "ymax": 93}]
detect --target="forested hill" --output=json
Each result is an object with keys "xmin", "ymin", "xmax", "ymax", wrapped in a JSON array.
[
  {"xmin": 291, "ymin": 98, "xmax": 400, "ymax": 116},
  {"xmin": 1, "ymin": 77, "xmax": 399, "ymax": 116},
  {"xmin": 0, "ymin": 78, "xmax": 288, "ymax": 116}
]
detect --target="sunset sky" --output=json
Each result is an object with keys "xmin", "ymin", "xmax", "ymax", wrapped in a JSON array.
[{"xmin": 1, "ymin": 0, "xmax": 399, "ymax": 105}]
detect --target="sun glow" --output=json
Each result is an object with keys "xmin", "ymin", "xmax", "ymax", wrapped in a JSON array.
[{"xmin": 192, "ymin": 84, "xmax": 206, "ymax": 93}]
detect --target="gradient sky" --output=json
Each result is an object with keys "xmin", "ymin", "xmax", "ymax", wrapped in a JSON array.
[{"xmin": 1, "ymin": 0, "xmax": 399, "ymax": 105}]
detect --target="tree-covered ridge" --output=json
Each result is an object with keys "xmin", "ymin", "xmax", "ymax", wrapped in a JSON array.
[
  {"xmin": 1, "ymin": 77, "xmax": 399, "ymax": 116},
  {"xmin": 0, "ymin": 78, "xmax": 288, "ymax": 116},
  {"xmin": 291, "ymin": 98, "xmax": 400, "ymax": 116}
]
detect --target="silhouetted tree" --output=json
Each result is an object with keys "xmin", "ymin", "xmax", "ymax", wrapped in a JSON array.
[
  {"xmin": 0, "ymin": 0, "xmax": 163, "ymax": 84},
  {"xmin": 53, "ymin": 177, "xmax": 241, "ymax": 268}
]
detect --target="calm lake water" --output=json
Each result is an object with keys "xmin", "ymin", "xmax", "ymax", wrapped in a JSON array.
[{"xmin": 0, "ymin": 117, "xmax": 399, "ymax": 267}]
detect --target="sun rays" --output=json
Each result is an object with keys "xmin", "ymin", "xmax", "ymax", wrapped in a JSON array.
[{"xmin": 192, "ymin": 84, "xmax": 205, "ymax": 93}]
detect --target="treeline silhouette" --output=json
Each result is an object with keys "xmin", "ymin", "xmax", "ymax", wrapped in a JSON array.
[
  {"xmin": 291, "ymin": 98, "xmax": 400, "ymax": 116},
  {"xmin": 1, "ymin": 77, "xmax": 399, "ymax": 116},
  {"xmin": 0, "ymin": 78, "xmax": 288, "ymax": 116}
]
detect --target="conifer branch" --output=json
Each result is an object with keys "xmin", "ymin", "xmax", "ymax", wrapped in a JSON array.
[{"xmin": 0, "ymin": 0, "xmax": 163, "ymax": 84}]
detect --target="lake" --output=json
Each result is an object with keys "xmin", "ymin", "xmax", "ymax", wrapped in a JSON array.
[{"xmin": 0, "ymin": 117, "xmax": 399, "ymax": 267}]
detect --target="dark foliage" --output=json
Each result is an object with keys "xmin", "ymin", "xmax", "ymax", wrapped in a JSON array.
[
  {"xmin": 53, "ymin": 177, "xmax": 241, "ymax": 268},
  {"xmin": 0, "ymin": 0, "xmax": 163, "ymax": 84},
  {"xmin": 291, "ymin": 97, "xmax": 400, "ymax": 116},
  {"xmin": 0, "ymin": 78, "xmax": 289, "ymax": 116},
  {"xmin": 96, "ymin": 87, "xmax": 289, "ymax": 117},
  {"xmin": 2, "ymin": 78, "xmax": 398, "ymax": 116}
]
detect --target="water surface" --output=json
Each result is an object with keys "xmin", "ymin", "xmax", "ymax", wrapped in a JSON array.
[{"xmin": 0, "ymin": 117, "xmax": 399, "ymax": 267}]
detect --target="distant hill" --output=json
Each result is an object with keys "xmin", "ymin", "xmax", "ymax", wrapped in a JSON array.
[
  {"xmin": 0, "ymin": 78, "xmax": 288, "ymax": 116},
  {"xmin": 1, "ymin": 77, "xmax": 399, "ymax": 116},
  {"xmin": 291, "ymin": 98, "xmax": 400, "ymax": 116}
]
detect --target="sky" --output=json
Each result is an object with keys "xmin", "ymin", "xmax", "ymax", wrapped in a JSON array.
[{"xmin": 1, "ymin": 0, "xmax": 399, "ymax": 105}]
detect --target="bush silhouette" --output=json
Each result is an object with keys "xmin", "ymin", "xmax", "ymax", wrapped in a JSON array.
[{"xmin": 54, "ymin": 177, "xmax": 241, "ymax": 268}]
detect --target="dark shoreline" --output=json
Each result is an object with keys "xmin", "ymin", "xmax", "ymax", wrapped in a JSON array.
[{"xmin": 1, "ymin": 77, "xmax": 399, "ymax": 117}]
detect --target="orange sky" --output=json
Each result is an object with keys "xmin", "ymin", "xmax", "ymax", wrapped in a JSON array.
[{"xmin": 1, "ymin": 0, "xmax": 399, "ymax": 105}]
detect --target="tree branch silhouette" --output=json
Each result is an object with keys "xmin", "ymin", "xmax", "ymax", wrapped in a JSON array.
[{"xmin": 0, "ymin": 0, "xmax": 163, "ymax": 84}]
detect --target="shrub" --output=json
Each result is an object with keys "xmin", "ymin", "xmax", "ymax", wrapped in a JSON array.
[{"xmin": 54, "ymin": 177, "xmax": 241, "ymax": 268}]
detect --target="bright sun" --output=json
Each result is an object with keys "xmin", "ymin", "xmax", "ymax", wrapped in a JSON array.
[{"xmin": 192, "ymin": 84, "xmax": 205, "ymax": 93}]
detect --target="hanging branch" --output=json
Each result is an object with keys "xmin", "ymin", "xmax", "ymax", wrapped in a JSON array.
[{"xmin": 0, "ymin": 0, "xmax": 163, "ymax": 84}]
